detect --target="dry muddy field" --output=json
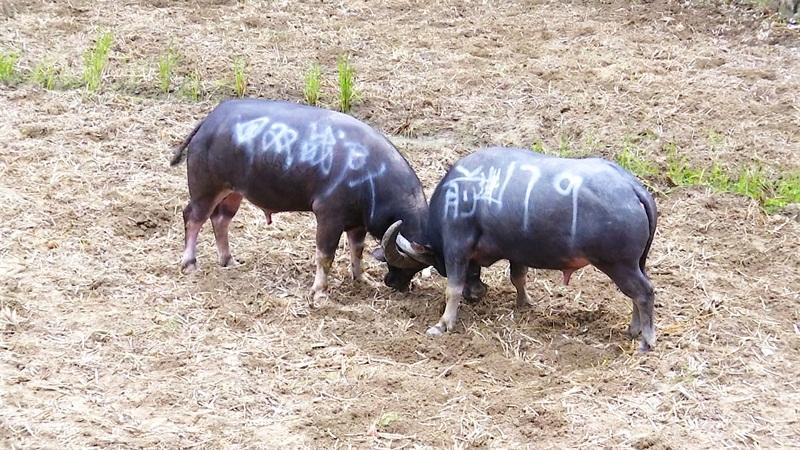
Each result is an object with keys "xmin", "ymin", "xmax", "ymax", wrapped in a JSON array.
[{"xmin": 2, "ymin": 0, "xmax": 800, "ymax": 448}]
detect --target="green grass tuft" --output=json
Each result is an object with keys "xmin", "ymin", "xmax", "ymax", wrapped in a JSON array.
[
  {"xmin": 303, "ymin": 63, "xmax": 322, "ymax": 106},
  {"xmin": 233, "ymin": 57, "xmax": 247, "ymax": 97},
  {"xmin": 0, "ymin": 51, "xmax": 19, "ymax": 82},
  {"xmin": 181, "ymin": 69, "xmax": 203, "ymax": 101},
  {"xmin": 628, "ymin": 142, "xmax": 797, "ymax": 214},
  {"xmin": 765, "ymin": 172, "xmax": 800, "ymax": 211},
  {"xmin": 157, "ymin": 47, "xmax": 179, "ymax": 94},
  {"xmin": 550, "ymin": 135, "xmax": 587, "ymax": 157},
  {"xmin": 530, "ymin": 138, "xmax": 587, "ymax": 158},
  {"xmin": 337, "ymin": 55, "xmax": 356, "ymax": 113},
  {"xmin": 731, "ymin": 166, "xmax": 769, "ymax": 202},
  {"xmin": 555, "ymin": 136, "xmax": 588, "ymax": 158},
  {"xmin": 704, "ymin": 163, "xmax": 732, "ymax": 191},
  {"xmin": 664, "ymin": 145, "xmax": 799, "ymax": 212},
  {"xmin": 31, "ymin": 61, "xmax": 58, "ymax": 89},
  {"xmin": 616, "ymin": 142, "xmax": 657, "ymax": 179},
  {"xmin": 82, "ymin": 31, "xmax": 113, "ymax": 92},
  {"xmin": 666, "ymin": 145, "xmax": 703, "ymax": 186}
]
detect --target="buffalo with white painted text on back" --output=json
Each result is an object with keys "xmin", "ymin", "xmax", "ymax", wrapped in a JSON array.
[
  {"xmin": 381, "ymin": 147, "xmax": 658, "ymax": 351},
  {"xmin": 170, "ymin": 99, "xmax": 428, "ymax": 298}
]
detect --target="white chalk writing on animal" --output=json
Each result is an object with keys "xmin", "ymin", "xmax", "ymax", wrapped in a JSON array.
[
  {"xmin": 263, "ymin": 122, "xmax": 300, "ymax": 169},
  {"xmin": 553, "ymin": 172, "xmax": 583, "ymax": 236},
  {"xmin": 233, "ymin": 117, "xmax": 300, "ymax": 169},
  {"xmin": 348, "ymin": 163, "xmax": 387, "ymax": 220},
  {"xmin": 233, "ymin": 117, "xmax": 271, "ymax": 147},
  {"xmin": 443, "ymin": 164, "xmax": 517, "ymax": 220},
  {"xmin": 233, "ymin": 119, "xmax": 387, "ymax": 202},
  {"xmin": 343, "ymin": 142, "xmax": 369, "ymax": 171},
  {"xmin": 299, "ymin": 123, "xmax": 336, "ymax": 175},
  {"xmin": 520, "ymin": 164, "xmax": 542, "ymax": 231},
  {"xmin": 323, "ymin": 142, "xmax": 370, "ymax": 196},
  {"xmin": 443, "ymin": 163, "xmax": 584, "ymax": 234}
]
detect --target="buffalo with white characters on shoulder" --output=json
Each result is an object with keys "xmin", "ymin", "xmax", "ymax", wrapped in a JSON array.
[{"xmin": 170, "ymin": 98, "xmax": 429, "ymax": 299}]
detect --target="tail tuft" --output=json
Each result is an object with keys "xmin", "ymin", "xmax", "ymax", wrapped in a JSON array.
[
  {"xmin": 169, "ymin": 119, "xmax": 205, "ymax": 167},
  {"xmin": 169, "ymin": 145, "xmax": 187, "ymax": 166}
]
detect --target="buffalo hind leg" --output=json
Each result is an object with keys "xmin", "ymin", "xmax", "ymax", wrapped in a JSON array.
[
  {"xmin": 629, "ymin": 300, "xmax": 641, "ymax": 337},
  {"xmin": 311, "ymin": 215, "xmax": 343, "ymax": 300},
  {"xmin": 427, "ymin": 252, "xmax": 469, "ymax": 336},
  {"xmin": 599, "ymin": 263, "xmax": 656, "ymax": 351},
  {"xmin": 210, "ymin": 192, "xmax": 243, "ymax": 267},
  {"xmin": 181, "ymin": 192, "xmax": 227, "ymax": 272},
  {"xmin": 510, "ymin": 263, "xmax": 532, "ymax": 307},
  {"xmin": 346, "ymin": 227, "xmax": 367, "ymax": 282}
]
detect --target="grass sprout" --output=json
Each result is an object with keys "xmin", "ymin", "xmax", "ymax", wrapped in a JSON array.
[
  {"xmin": 304, "ymin": 63, "xmax": 322, "ymax": 106},
  {"xmin": 0, "ymin": 51, "xmax": 19, "ymax": 82},
  {"xmin": 233, "ymin": 57, "xmax": 247, "ymax": 97},
  {"xmin": 158, "ymin": 47, "xmax": 179, "ymax": 94},
  {"xmin": 82, "ymin": 31, "xmax": 113, "ymax": 92},
  {"xmin": 337, "ymin": 55, "xmax": 356, "ymax": 113}
]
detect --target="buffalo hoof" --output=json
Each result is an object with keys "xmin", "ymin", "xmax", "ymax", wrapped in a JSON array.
[
  {"xmin": 426, "ymin": 324, "xmax": 445, "ymax": 337},
  {"xmin": 219, "ymin": 257, "xmax": 238, "ymax": 268},
  {"xmin": 516, "ymin": 300, "xmax": 534, "ymax": 309},
  {"xmin": 637, "ymin": 329, "xmax": 656, "ymax": 352},
  {"xmin": 640, "ymin": 326, "xmax": 656, "ymax": 352},
  {"xmin": 357, "ymin": 273, "xmax": 383, "ymax": 289},
  {"xmin": 462, "ymin": 281, "xmax": 488, "ymax": 303},
  {"xmin": 515, "ymin": 295, "xmax": 534, "ymax": 308},
  {"xmin": 310, "ymin": 290, "xmax": 329, "ymax": 308}
]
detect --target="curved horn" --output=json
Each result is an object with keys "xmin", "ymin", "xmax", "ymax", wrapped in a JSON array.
[
  {"xmin": 380, "ymin": 220, "xmax": 432, "ymax": 269},
  {"xmin": 396, "ymin": 229, "xmax": 436, "ymax": 267}
]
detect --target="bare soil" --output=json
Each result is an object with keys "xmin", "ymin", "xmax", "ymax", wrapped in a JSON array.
[{"xmin": 1, "ymin": 1, "xmax": 799, "ymax": 448}]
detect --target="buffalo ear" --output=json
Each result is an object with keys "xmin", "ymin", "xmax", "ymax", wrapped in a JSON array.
[
  {"xmin": 410, "ymin": 241, "xmax": 432, "ymax": 255},
  {"xmin": 371, "ymin": 247, "xmax": 386, "ymax": 262},
  {"xmin": 381, "ymin": 220, "xmax": 432, "ymax": 269}
]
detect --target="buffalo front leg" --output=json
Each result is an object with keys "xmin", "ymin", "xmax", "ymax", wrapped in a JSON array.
[
  {"xmin": 426, "ymin": 256, "xmax": 468, "ymax": 337},
  {"xmin": 510, "ymin": 263, "xmax": 532, "ymax": 307},
  {"xmin": 346, "ymin": 227, "xmax": 367, "ymax": 282},
  {"xmin": 210, "ymin": 192, "xmax": 243, "ymax": 267},
  {"xmin": 310, "ymin": 217, "xmax": 343, "ymax": 300}
]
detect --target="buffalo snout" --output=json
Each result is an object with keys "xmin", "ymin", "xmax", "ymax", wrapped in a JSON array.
[{"xmin": 384, "ymin": 267, "xmax": 418, "ymax": 292}]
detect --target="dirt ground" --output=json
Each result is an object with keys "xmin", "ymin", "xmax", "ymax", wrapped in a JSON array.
[{"xmin": 1, "ymin": 0, "xmax": 799, "ymax": 448}]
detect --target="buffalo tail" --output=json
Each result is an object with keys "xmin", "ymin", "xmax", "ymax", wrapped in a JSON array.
[
  {"xmin": 632, "ymin": 182, "xmax": 657, "ymax": 275},
  {"xmin": 169, "ymin": 118, "xmax": 205, "ymax": 167}
]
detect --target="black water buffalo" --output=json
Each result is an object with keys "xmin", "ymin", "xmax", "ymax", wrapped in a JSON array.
[
  {"xmin": 170, "ymin": 99, "xmax": 428, "ymax": 298},
  {"xmin": 381, "ymin": 147, "xmax": 658, "ymax": 351}
]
